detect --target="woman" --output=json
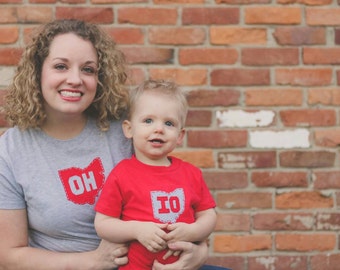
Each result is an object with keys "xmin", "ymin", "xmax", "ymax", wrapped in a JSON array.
[{"xmin": 0, "ymin": 19, "xmax": 208, "ymax": 269}]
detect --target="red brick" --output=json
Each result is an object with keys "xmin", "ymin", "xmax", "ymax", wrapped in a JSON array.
[
  {"xmin": 187, "ymin": 130, "xmax": 247, "ymax": 148},
  {"xmin": 203, "ymin": 171, "xmax": 248, "ymax": 190},
  {"xmin": 154, "ymin": 0, "xmax": 204, "ymax": 3},
  {"xmin": 0, "ymin": 113, "xmax": 8, "ymax": 128},
  {"xmin": 206, "ymin": 256, "xmax": 244, "ymax": 270},
  {"xmin": 314, "ymin": 129, "xmax": 340, "ymax": 147},
  {"xmin": 306, "ymin": 8, "xmax": 340, "ymax": 26},
  {"xmin": 211, "ymin": 69, "xmax": 270, "ymax": 86},
  {"xmin": 308, "ymin": 88, "xmax": 340, "ymax": 105},
  {"xmin": 215, "ymin": 213, "xmax": 250, "ymax": 232},
  {"xmin": 311, "ymin": 254, "xmax": 340, "ymax": 270},
  {"xmin": 217, "ymin": 192, "xmax": 272, "ymax": 209},
  {"xmin": 279, "ymin": 0, "xmax": 330, "ymax": 3},
  {"xmin": 245, "ymin": 88, "xmax": 302, "ymax": 106},
  {"xmin": 253, "ymin": 212, "xmax": 314, "ymax": 230},
  {"xmin": 276, "ymin": 191, "xmax": 333, "ymax": 209},
  {"xmin": 304, "ymin": 48, "xmax": 340, "ymax": 64},
  {"xmin": 214, "ymin": 234, "xmax": 271, "ymax": 253},
  {"xmin": 171, "ymin": 150, "xmax": 214, "ymax": 168},
  {"xmin": 280, "ymin": 109, "xmax": 336, "ymax": 126},
  {"xmin": 218, "ymin": 151, "xmax": 276, "ymax": 169},
  {"xmin": 105, "ymin": 27, "xmax": 144, "ymax": 44},
  {"xmin": 17, "ymin": 6, "xmax": 52, "ymax": 23},
  {"xmin": 280, "ymin": 151, "xmax": 335, "ymax": 168},
  {"xmin": 182, "ymin": 7, "xmax": 239, "ymax": 25},
  {"xmin": 187, "ymin": 89, "xmax": 240, "ymax": 107},
  {"xmin": 125, "ymin": 67, "xmax": 146, "ymax": 86},
  {"xmin": 56, "ymin": 7, "xmax": 113, "ymax": 23},
  {"xmin": 149, "ymin": 27, "xmax": 205, "ymax": 45},
  {"xmin": 121, "ymin": 47, "xmax": 173, "ymax": 64},
  {"xmin": 314, "ymin": 171, "xmax": 340, "ymax": 189},
  {"xmin": 273, "ymin": 26, "xmax": 326, "ymax": 45},
  {"xmin": 242, "ymin": 48, "xmax": 299, "ymax": 66},
  {"xmin": 93, "ymin": 0, "xmax": 146, "ymax": 3},
  {"xmin": 276, "ymin": 233, "xmax": 336, "ymax": 251},
  {"xmin": 0, "ymin": 48, "xmax": 22, "ymax": 65},
  {"xmin": 118, "ymin": 8, "xmax": 177, "ymax": 25},
  {"xmin": 0, "ymin": 27, "xmax": 19, "ymax": 44},
  {"xmin": 149, "ymin": 68, "xmax": 207, "ymax": 86},
  {"xmin": 335, "ymin": 28, "xmax": 340, "ymax": 45},
  {"xmin": 30, "ymin": 0, "xmax": 57, "ymax": 3},
  {"xmin": 0, "ymin": 0, "xmax": 21, "ymax": 2},
  {"xmin": 210, "ymin": 27, "xmax": 267, "ymax": 45},
  {"xmin": 186, "ymin": 110, "xmax": 211, "ymax": 127},
  {"xmin": 335, "ymin": 70, "xmax": 340, "ymax": 85},
  {"xmin": 179, "ymin": 48, "xmax": 238, "ymax": 65},
  {"xmin": 248, "ymin": 256, "xmax": 308, "ymax": 270},
  {"xmin": 216, "ymin": 0, "xmax": 268, "ymax": 3},
  {"xmin": 252, "ymin": 171, "xmax": 308, "ymax": 188},
  {"xmin": 245, "ymin": 7, "xmax": 301, "ymax": 24},
  {"xmin": 276, "ymin": 68, "xmax": 332, "ymax": 86},
  {"xmin": 0, "ymin": 7, "xmax": 18, "ymax": 23}
]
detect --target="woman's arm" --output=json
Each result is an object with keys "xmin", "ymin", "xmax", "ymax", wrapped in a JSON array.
[
  {"xmin": 152, "ymin": 240, "xmax": 209, "ymax": 270},
  {"xmin": 0, "ymin": 209, "xmax": 128, "ymax": 270}
]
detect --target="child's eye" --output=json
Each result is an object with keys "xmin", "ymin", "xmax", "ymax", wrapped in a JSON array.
[
  {"xmin": 165, "ymin": 121, "xmax": 174, "ymax": 127},
  {"xmin": 144, "ymin": 118, "xmax": 153, "ymax": 124}
]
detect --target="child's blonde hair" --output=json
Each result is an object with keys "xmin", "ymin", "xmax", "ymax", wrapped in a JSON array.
[
  {"xmin": 128, "ymin": 79, "xmax": 188, "ymax": 128},
  {"xmin": 4, "ymin": 19, "xmax": 128, "ymax": 131}
]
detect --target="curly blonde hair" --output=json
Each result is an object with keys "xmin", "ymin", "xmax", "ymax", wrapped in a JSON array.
[
  {"xmin": 4, "ymin": 19, "xmax": 128, "ymax": 131},
  {"xmin": 128, "ymin": 79, "xmax": 188, "ymax": 128}
]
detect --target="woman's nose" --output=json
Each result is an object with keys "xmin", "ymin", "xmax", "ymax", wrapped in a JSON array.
[{"xmin": 66, "ymin": 69, "xmax": 82, "ymax": 85}]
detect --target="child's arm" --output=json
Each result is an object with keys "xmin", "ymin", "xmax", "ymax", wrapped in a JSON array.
[
  {"xmin": 165, "ymin": 208, "xmax": 217, "ymax": 243},
  {"xmin": 94, "ymin": 212, "xmax": 169, "ymax": 252}
]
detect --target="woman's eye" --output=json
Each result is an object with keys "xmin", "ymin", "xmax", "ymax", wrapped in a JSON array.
[
  {"xmin": 83, "ymin": 66, "xmax": 96, "ymax": 74},
  {"xmin": 55, "ymin": 64, "xmax": 67, "ymax": 70}
]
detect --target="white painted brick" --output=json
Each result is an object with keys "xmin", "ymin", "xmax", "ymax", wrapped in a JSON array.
[
  {"xmin": 217, "ymin": 109, "xmax": 275, "ymax": 128},
  {"xmin": 250, "ymin": 129, "xmax": 310, "ymax": 149},
  {"xmin": 0, "ymin": 66, "xmax": 15, "ymax": 88}
]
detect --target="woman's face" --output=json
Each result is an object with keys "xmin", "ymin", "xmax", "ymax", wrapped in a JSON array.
[{"xmin": 40, "ymin": 33, "xmax": 98, "ymax": 120}]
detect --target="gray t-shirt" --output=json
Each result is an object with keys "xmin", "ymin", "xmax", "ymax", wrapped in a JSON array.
[{"xmin": 0, "ymin": 118, "xmax": 132, "ymax": 252}]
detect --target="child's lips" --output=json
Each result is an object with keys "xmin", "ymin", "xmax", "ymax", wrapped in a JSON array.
[{"xmin": 149, "ymin": 138, "xmax": 164, "ymax": 144}]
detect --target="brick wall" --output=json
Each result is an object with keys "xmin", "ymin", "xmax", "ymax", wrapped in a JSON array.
[{"xmin": 1, "ymin": 1, "xmax": 340, "ymax": 270}]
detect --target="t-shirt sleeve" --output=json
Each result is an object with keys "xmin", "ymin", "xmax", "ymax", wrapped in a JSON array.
[
  {"xmin": 194, "ymin": 169, "xmax": 216, "ymax": 212},
  {"xmin": 0, "ymin": 152, "xmax": 26, "ymax": 209},
  {"xmin": 95, "ymin": 170, "xmax": 123, "ymax": 218}
]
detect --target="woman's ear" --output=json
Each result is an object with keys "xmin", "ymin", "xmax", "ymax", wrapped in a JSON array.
[{"xmin": 122, "ymin": 120, "xmax": 133, "ymax": 139}]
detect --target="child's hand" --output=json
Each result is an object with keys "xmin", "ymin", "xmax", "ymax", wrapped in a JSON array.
[
  {"xmin": 136, "ymin": 222, "xmax": 168, "ymax": 252},
  {"xmin": 165, "ymin": 222, "xmax": 194, "ymax": 242}
]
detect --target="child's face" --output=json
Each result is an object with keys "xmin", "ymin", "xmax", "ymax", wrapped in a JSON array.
[
  {"xmin": 123, "ymin": 90, "xmax": 185, "ymax": 166},
  {"xmin": 40, "ymin": 33, "xmax": 98, "ymax": 120}
]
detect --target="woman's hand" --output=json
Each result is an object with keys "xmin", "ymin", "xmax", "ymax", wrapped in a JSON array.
[
  {"xmin": 152, "ymin": 240, "xmax": 208, "ymax": 270},
  {"xmin": 93, "ymin": 240, "xmax": 128, "ymax": 269}
]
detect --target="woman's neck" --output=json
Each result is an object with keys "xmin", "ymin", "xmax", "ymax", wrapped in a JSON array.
[{"xmin": 41, "ymin": 114, "xmax": 88, "ymax": 140}]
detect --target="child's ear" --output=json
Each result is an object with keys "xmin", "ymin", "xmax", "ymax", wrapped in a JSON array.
[
  {"xmin": 176, "ymin": 128, "xmax": 186, "ymax": 145},
  {"xmin": 122, "ymin": 120, "xmax": 133, "ymax": 139}
]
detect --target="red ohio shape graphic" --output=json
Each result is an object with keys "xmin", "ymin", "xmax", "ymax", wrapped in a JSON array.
[{"xmin": 59, "ymin": 158, "xmax": 104, "ymax": 205}]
